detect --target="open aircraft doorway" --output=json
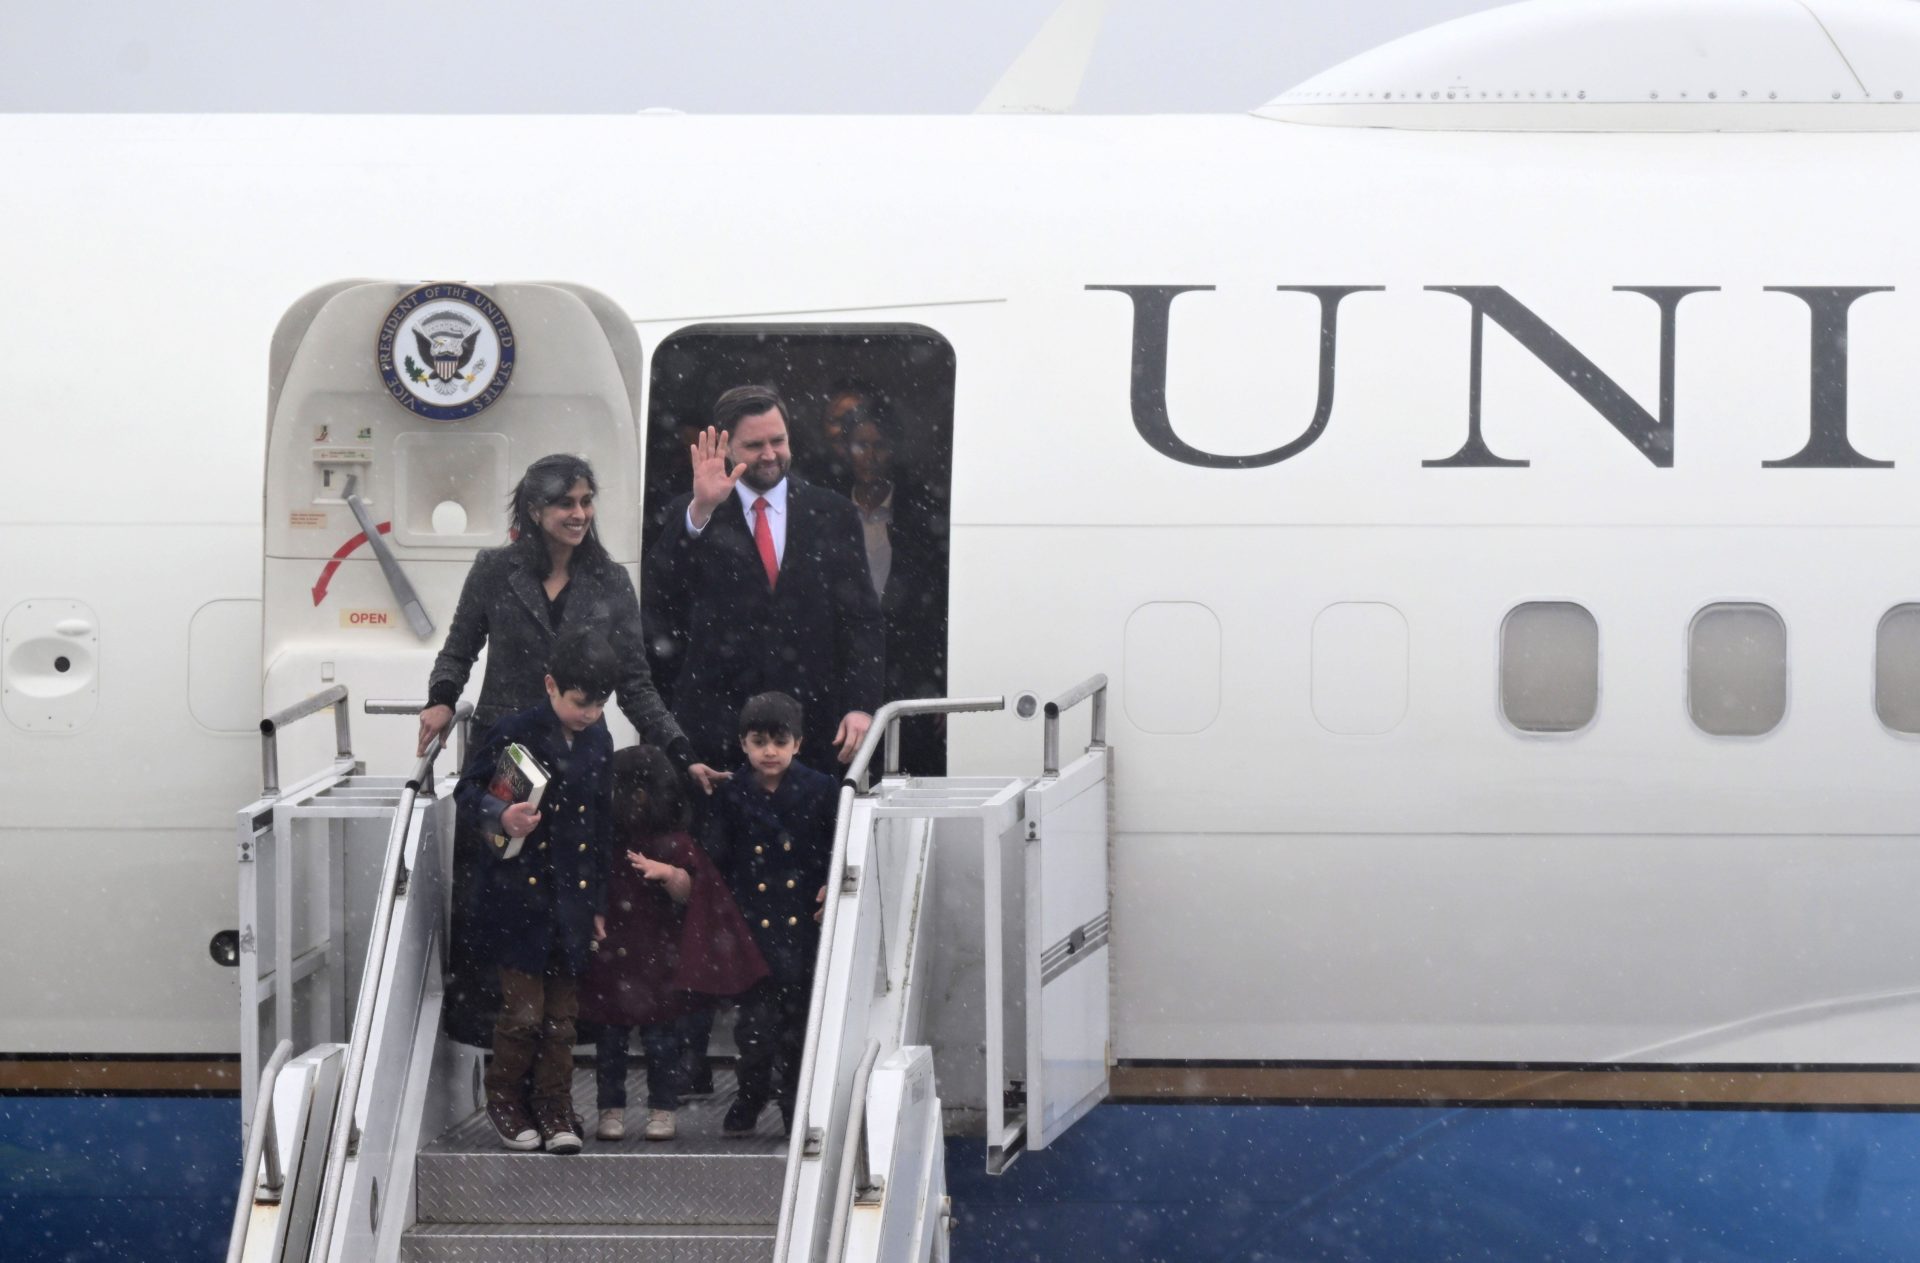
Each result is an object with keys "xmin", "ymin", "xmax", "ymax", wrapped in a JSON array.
[{"xmin": 643, "ymin": 325, "xmax": 956, "ymax": 774}]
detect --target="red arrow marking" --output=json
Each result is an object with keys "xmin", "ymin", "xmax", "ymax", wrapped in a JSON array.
[{"xmin": 311, "ymin": 522, "xmax": 393, "ymax": 606}]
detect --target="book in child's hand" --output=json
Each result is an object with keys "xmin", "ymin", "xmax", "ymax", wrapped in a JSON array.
[{"xmin": 486, "ymin": 742, "xmax": 549, "ymax": 860}]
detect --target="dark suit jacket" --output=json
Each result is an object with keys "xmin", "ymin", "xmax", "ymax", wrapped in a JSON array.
[
  {"xmin": 453, "ymin": 702, "xmax": 614, "ymax": 978},
  {"xmin": 645, "ymin": 478, "xmax": 885, "ymax": 769},
  {"xmin": 427, "ymin": 540, "xmax": 691, "ymax": 766}
]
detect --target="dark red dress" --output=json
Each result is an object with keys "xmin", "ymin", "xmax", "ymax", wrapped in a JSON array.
[{"xmin": 578, "ymin": 827, "xmax": 768, "ymax": 1027}]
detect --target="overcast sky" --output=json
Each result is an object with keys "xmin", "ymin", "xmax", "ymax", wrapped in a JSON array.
[{"xmin": 0, "ymin": 0, "xmax": 1503, "ymax": 114}]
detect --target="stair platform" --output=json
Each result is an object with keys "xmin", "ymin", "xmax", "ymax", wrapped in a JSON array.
[{"xmin": 404, "ymin": 1067, "xmax": 785, "ymax": 1262}]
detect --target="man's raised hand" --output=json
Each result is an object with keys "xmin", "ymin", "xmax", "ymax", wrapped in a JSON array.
[{"xmin": 688, "ymin": 425, "xmax": 746, "ymax": 528}]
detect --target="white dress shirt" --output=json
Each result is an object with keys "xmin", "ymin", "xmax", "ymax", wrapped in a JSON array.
[{"xmin": 686, "ymin": 477, "xmax": 787, "ymax": 566}]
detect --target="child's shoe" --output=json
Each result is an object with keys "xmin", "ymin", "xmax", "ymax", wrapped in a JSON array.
[
  {"xmin": 535, "ymin": 1101, "xmax": 582, "ymax": 1155},
  {"xmin": 595, "ymin": 1108, "xmax": 624, "ymax": 1142},
  {"xmin": 722, "ymin": 1097, "xmax": 763, "ymax": 1138},
  {"xmin": 644, "ymin": 1108, "xmax": 676, "ymax": 1141},
  {"xmin": 486, "ymin": 1096, "xmax": 540, "ymax": 1151}
]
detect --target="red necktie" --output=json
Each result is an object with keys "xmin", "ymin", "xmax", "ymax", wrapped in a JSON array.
[{"xmin": 752, "ymin": 496, "xmax": 779, "ymax": 589}]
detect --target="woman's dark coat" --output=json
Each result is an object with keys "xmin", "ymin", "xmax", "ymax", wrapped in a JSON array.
[
  {"xmin": 428, "ymin": 539, "xmax": 691, "ymax": 761},
  {"xmin": 577, "ymin": 828, "xmax": 768, "ymax": 1028},
  {"xmin": 452, "ymin": 703, "xmax": 613, "ymax": 979}
]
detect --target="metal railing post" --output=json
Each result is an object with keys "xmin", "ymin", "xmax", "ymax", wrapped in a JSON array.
[
  {"xmin": 259, "ymin": 684, "xmax": 351, "ymax": 796},
  {"xmin": 226, "ymin": 1038, "xmax": 294, "ymax": 1263},
  {"xmin": 1041, "ymin": 674, "xmax": 1109, "ymax": 777}
]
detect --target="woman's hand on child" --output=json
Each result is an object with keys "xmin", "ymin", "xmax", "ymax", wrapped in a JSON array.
[
  {"xmin": 815, "ymin": 884, "xmax": 826, "ymax": 924},
  {"xmin": 501, "ymin": 801, "xmax": 541, "ymax": 837},
  {"xmin": 688, "ymin": 763, "xmax": 730, "ymax": 796},
  {"xmin": 593, "ymin": 914, "xmax": 607, "ymax": 942}
]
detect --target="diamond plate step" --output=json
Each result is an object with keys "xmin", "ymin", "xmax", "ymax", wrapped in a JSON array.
[
  {"xmin": 412, "ymin": 1068, "xmax": 787, "ymax": 1229},
  {"xmin": 399, "ymin": 1222, "xmax": 775, "ymax": 1263}
]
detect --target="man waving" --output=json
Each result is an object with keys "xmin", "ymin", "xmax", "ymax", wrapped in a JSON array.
[{"xmin": 645, "ymin": 384, "xmax": 884, "ymax": 778}]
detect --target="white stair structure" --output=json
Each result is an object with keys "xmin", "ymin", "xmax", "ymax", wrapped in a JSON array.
[{"xmin": 226, "ymin": 679, "xmax": 1115, "ymax": 1263}]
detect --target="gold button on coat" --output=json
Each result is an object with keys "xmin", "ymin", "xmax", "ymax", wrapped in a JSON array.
[
  {"xmin": 578, "ymin": 805, "xmax": 586, "ymax": 813},
  {"xmin": 761, "ymin": 918, "xmax": 771, "ymax": 928},
  {"xmin": 528, "ymin": 876, "xmax": 538, "ymax": 886},
  {"xmin": 578, "ymin": 880, "xmax": 588, "ymax": 889},
  {"xmin": 754, "ymin": 845, "xmax": 764, "ymax": 855},
  {"xmin": 785, "ymin": 879, "xmax": 795, "ymax": 889},
  {"xmin": 757, "ymin": 883, "xmax": 767, "ymax": 892},
  {"xmin": 787, "ymin": 916, "xmax": 798, "ymax": 926},
  {"xmin": 578, "ymin": 843, "xmax": 587, "ymax": 852},
  {"xmin": 783, "ymin": 842, "xmax": 792, "ymax": 851}
]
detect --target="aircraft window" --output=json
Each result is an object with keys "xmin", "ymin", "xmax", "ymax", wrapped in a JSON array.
[
  {"xmin": 1500, "ymin": 602, "xmax": 1598, "ymax": 734},
  {"xmin": 1687, "ymin": 603, "xmax": 1787, "ymax": 737},
  {"xmin": 1874, "ymin": 604, "xmax": 1920, "ymax": 734},
  {"xmin": 1311, "ymin": 603, "xmax": 1408, "ymax": 735},
  {"xmin": 1123, "ymin": 602, "xmax": 1221, "ymax": 734}
]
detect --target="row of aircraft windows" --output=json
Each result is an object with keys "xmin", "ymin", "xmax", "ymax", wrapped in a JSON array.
[{"xmin": 1500, "ymin": 601, "xmax": 1920, "ymax": 737}]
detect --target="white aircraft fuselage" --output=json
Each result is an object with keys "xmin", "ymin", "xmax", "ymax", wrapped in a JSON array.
[{"xmin": 6, "ymin": 101, "xmax": 1919, "ymax": 1075}]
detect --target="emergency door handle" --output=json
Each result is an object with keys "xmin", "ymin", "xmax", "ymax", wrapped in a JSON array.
[{"xmin": 342, "ymin": 475, "xmax": 435, "ymax": 640}]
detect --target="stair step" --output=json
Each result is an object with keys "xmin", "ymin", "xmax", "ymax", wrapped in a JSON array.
[
  {"xmin": 414, "ymin": 1148, "xmax": 785, "ymax": 1226},
  {"xmin": 399, "ymin": 1221, "xmax": 775, "ymax": 1263},
  {"xmin": 414, "ymin": 1067, "xmax": 788, "ymax": 1227}
]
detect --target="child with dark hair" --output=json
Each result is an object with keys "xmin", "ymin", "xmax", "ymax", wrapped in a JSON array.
[
  {"xmin": 578, "ymin": 746, "xmax": 766, "ymax": 1142},
  {"xmin": 454, "ymin": 628, "xmax": 622, "ymax": 1155},
  {"xmin": 703, "ymin": 691, "xmax": 839, "ymax": 1137}
]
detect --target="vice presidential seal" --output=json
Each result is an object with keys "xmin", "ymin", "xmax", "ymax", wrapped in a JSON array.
[{"xmin": 376, "ymin": 283, "xmax": 517, "ymax": 421}]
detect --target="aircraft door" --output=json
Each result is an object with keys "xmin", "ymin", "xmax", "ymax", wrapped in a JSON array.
[
  {"xmin": 260, "ymin": 280, "xmax": 646, "ymax": 777},
  {"xmin": 1021, "ymin": 677, "xmax": 1112, "ymax": 1150}
]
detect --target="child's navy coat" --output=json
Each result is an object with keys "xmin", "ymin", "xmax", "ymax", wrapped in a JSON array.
[
  {"xmin": 702, "ymin": 760, "xmax": 838, "ymax": 983},
  {"xmin": 454, "ymin": 702, "xmax": 613, "ymax": 977}
]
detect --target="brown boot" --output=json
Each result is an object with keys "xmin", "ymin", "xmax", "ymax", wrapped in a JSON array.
[{"xmin": 485, "ymin": 1025, "xmax": 539, "ymax": 1152}]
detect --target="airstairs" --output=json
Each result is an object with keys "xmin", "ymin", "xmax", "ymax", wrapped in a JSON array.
[{"xmin": 226, "ymin": 678, "xmax": 1114, "ymax": 1263}]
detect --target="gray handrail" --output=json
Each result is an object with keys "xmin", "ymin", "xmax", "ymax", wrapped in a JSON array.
[
  {"xmin": 1042, "ymin": 674, "xmax": 1108, "ymax": 776},
  {"xmin": 776, "ymin": 692, "xmax": 1006, "ymax": 1261},
  {"xmin": 226, "ymin": 1038, "xmax": 293, "ymax": 1263},
  {"xmin": 308, "ymin": 700, "xmax": 468, "ymax": 1263},
  {"xmin": 259, "ymin": 685, "xmax": 351, "ymax": 796},
  {"xmin": 365, "ymin": 698, "xmax": 469, "ymax": 770},
  {"xmin": 823, "ymin": 1040, "xmax": 884, "ymax": 1262},
  {"xmin": 845, "ymin": 694, "xmax": 1008, "ymax": 793}
]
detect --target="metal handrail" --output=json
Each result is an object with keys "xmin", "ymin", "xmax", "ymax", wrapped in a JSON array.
[
  {"xmin": 226, "ymin": 1038, "xmax": 293, "ymax": 1263},
  {"xmin": 260, "ymin": 685, "xmax": 351, "ymax": 796},
  {"xmin": 846, "ymin": 694, "xmax": 1009, "ymax": 793},
  {"xmin": 1042, "ymin": 674, "xmax": 1108, "ymax": 776},
  {"xmin": 776, "ymin": 692, "xmax": 1006, "ymax": 1261},
  {"xmin": 307, "ymin": 700, "xmax": 468, "ymax": 1263},
  {"xmin": 823, "ymin": 1040, "xmax": 884, "ymax": 1262},
  {"xmin": 365, "ymin": 698, "xmax": 470, "ymax": 771}
]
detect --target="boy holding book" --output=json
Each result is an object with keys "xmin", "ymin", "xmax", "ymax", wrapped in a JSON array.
[
  {"xmin": 702, "ymin": 692, "xmax": 838, "ymax": 1137},
  {"xmin": 455, "ymin": 628, "xmax": 619, "ymax": 1154}
]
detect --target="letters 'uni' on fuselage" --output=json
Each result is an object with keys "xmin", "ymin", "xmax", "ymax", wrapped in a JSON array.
[{"xmin": 1097, "ymin": 283, "xmax": 1891, "ymax": 471}]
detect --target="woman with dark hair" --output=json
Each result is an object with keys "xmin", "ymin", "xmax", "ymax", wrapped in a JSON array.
[
  {"xmin": 418, "ymin": 453, "xmax": 715, "ymax": 771},
  {"xmin": 418, "ymin": 453, "xmax": 724, "ymax": 1045}
]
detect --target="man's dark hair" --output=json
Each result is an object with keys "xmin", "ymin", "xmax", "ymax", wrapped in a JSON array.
[
  {"xmin": 713, "ymin": 384, "xmax": 790, "ymax": 431},
  {"xmin": 738, "ymin": 690, "xmax": 804, "ymax": 740},
  {"xmin": 548, "ymin": 629, "xmax": 619, "ymax": 701},
  {"xmin": 610, "ymin": 744, "xmax": 691, "ymax": 835}
]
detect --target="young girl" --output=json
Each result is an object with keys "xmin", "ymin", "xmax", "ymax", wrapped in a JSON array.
[{"xmin": 579, "ymin": 746, "xmax": 767, "ymax": 1141}]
